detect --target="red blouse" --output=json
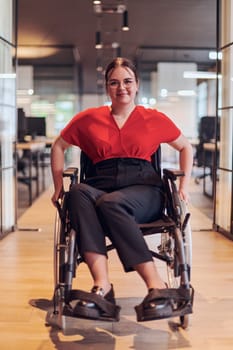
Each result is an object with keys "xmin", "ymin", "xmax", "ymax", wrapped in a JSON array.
[{"xmin": 61, "ymin": 105, "xmax": 181, "ymax": 164}]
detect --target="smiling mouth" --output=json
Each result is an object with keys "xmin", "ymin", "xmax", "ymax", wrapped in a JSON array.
[{"xmin": 117, "ymin": 93, "xmax": 128, "ymax": 96}]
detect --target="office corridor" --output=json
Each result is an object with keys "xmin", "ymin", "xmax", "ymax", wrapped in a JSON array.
[{"xmin": 0, "ymin": 177, "xmax": 233, "ymax": 350}]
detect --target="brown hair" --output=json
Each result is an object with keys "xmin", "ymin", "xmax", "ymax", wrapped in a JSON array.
[{"xmin": 105, "ymin": 57, "xmax": 138, "ymax": 84}]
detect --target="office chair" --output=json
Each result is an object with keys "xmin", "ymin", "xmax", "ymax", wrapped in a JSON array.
[{"xmin": 194, "ymin": 116, "xmax": 217, "ymax": 184}]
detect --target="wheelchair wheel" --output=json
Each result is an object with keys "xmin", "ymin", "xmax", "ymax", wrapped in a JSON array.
[
  {"xmin": 54, "ymin": 209, "xmax": 66, "ymax": 288},
  {"xmin": 179, "ymin": 212, "xmax": 192, "ymax": 330},
  {"xmin": 161, "ymin": 201, "xmax": 192, "ymax": 329},
  {"xmin": 53, "ymin": 205, "xmax": 76, "ymax": 319}
]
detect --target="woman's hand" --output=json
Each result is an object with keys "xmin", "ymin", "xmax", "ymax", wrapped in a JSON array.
[
  {"xmin": 51, "ymin": 187, "xmax": 64, "ymax": 207},
  {"xmin": 178, "ymin": 186, "xmax": 190, "ymax": 204},
  {"xmin": 169, "ymin": 134, "xmax": 193, "ymax": 205}
]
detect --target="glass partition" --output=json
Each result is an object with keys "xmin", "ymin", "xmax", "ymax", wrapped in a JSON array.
[
  {"xmin": 0, "ymin": 0, "xmax": 17, "ymax": 236},
  {"xmin": 214, "ymin": 0, "xmax": 233, "ymax": 238}
]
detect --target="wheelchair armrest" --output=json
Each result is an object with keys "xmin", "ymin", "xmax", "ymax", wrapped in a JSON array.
[
  {"xmin": 63, "ymin": 167, "xmax": 79, "ymax": 182},
  {"xmin": 163, "ymin": 168, "xmax": 184, "ymax": 181}
]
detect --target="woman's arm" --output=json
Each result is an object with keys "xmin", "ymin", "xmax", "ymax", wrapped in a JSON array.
[
  {"xmin": 169, "ymin": 133, "xmax": 193, "ymax": 202},
  {"xmin": 50, "ymin": 135, "xmax": 71, "ymax": 205}
]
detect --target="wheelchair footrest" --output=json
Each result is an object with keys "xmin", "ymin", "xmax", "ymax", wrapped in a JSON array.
[
  {"xmin": 62, "ymin": 289, "xmax": 121, "ymax": 322},
  {"xmin": 135, "ymin": 286, "xmax": 194, "ymax": 322}
]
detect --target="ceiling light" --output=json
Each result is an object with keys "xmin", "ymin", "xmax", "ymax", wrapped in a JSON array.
[
  {"xmin": 160, "ymin": 88, "xmax": 168, "ymax": 97},
  {"xmin": 122, "ymin": 10, "xmax": 129, "ymax": 31},
  {"xmin": 112, "ymin": 42, "xmax": 120, "ymax": 48},
  {"xmin": 28, "ymin": 89, "xmax": 34, "ymax": 95},
  {"xmin": 141, "ymin": 97, "xmax": 148, "ymax": 104},
  {"xmin": 177, "ymin": 90, "xmax": 196, "ymax": 96},
  {"xmin": 95, "ymin": 31, "xmax": 103, "ymax": 49},
  {"xmin": 183, "ymin": 71, "xmax": 219, "ymax": 79},
  {"xmin": 209, "ymin": 51, "xmax": 222, "ymax": 60},
  {"xmin": 17, "ymin": 46, "xmax": 59, "ymax": 59},
  {"xmin": 0, "ymin": 73, "xmax": 16, "ymax": 79},
  {"xmin": 96, "ymin": 65, "xmax": 103, "ymax": 72},
  {"xmin": 149, "ymin": 98, "xmax": 156, "ymax": 105}
]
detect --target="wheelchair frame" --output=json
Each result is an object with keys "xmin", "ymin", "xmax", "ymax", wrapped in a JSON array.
[{"xmin": 52, "ymin": 150, "xmax": 194, "ymax": 330}]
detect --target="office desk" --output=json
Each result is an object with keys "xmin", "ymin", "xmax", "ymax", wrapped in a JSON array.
[
  {"xmin": 16, "ymin": 141, "xmax": 46, "ymax": 205},
  {"xmin": 17, "ymin": 141, "xmax": 46, "ymax": 152}
]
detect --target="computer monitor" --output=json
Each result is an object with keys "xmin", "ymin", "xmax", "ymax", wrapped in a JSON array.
[{"xmin": 26, "ymin": 117, "xmax": 46, "ymax": 138}]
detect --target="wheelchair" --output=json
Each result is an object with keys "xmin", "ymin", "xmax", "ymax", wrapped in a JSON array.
[{"xmin": 52, "ymin": 149, "xmax": 194, "ymax": 330}]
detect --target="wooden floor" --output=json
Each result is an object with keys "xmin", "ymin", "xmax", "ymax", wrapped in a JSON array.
[{"xmin": 0, "ymin": 175, "xmax": 233, "ymax": 350}]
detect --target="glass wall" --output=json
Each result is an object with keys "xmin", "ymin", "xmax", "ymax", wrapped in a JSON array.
[
  {"xmin": 215, "ymin": 0, "xmax": 233, "ymax": 237},
  {"xmin": 0, "ymin": 0, "xmax": 17, "ymax": 236}
]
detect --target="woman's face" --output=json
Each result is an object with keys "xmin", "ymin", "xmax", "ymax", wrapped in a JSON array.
[{"xmin": 106, "ymin": 66, "xmax": 139, "ymax": 106}]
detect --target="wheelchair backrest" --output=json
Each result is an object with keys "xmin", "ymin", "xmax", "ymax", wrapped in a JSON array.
[{"xmin": 79, "ymin": 147, "xmax": 162, "ymax": 183}]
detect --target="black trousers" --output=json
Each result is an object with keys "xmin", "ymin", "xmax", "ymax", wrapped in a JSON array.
[{"xmin": 68, "ymin": 183, "xmax": 165, "ymax": 272}]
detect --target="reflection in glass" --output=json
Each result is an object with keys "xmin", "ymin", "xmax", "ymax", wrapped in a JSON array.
[{"xmin": 216, "ymin": 170, "xmax": 232, "ymax": 233}]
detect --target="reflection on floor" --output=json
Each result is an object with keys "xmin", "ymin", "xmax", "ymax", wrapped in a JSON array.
[{"xmin": 2, "ymin": 167, "xmax": 231, "ymax": 349}]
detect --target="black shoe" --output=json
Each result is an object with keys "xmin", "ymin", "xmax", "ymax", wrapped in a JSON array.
[
  {"xmin": 72, "ymin": 284, "xmax": 120, "ymax": 321},
  {"xmin": 135, "ymin": 288, "xmax": 173, "ymax": 322},
  {"xmin": 78, "ymin": 284, "xmax": 116, "ymax": 308}
]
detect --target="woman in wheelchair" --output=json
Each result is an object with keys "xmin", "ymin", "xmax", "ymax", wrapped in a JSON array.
[{"xmin": 51, "ymin": 57, "xmax": 193, "ymax": 322}]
